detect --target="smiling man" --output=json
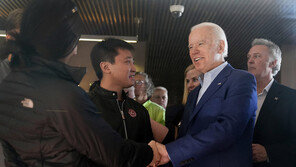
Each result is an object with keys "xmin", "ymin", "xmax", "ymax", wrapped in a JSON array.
[
  {"xmin": 156, "ymin": 22, "xmax": 257, "ymax": 167},
  {"xmin": 247, "ymin": 38, "xmax": 296, "ymax": 167},
  {"xmin": 89, "ymin": 38, "xmax": 154, "ymax": 143}
]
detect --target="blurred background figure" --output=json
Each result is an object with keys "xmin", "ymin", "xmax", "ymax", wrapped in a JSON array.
[
  {"xmin": 134, "ymin": 71, "xmax": 154, "ymax": 104},
  {"xmin": 134, "ymin": 72, "xmax": 165, "ymax": 125},
  {"xmin": 0, "ymin": 8, "xmax": 23, "ymax": 166},
  {"xmin": 151, "ymin": 86, "xmax": 168, "ymax": 109},
  {"xmin": 0, "ymin": 9, "xmax": 23, "ymax": 83},
  {"xmin": 182, "ymin": 64, "xmax": 201, "ymax": 105},
  {"xmin": 166, "ymin": 64, "xmax": 202, "ymax": 139}
]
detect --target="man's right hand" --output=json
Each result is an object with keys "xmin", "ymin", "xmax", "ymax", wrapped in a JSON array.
[
  {"xmin": 155, "ymin": 142, "xmax": 170, "ymax": 165},
  {"xmin": 147, "ymin": 140, "xmax": 160, "ymax": 167}
]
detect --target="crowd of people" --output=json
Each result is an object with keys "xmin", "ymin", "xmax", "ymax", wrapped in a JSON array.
[{"xmin": 0, "ymin": 0, "xmax": 295, "ymax": 167}]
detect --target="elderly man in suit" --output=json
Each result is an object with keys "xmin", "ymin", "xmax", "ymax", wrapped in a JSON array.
[
  {"xmin": 247, "ymin": 38, "xmax": 296, "ymax": 167},
  {"xmin": 156, "ymin": 22, "xmax": 257, "ymax": 167}
]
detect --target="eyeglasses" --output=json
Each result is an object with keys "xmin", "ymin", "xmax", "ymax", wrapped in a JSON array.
[{"xmin": 135, "ymin": 80, "xmax": 145, "ymax": 85}]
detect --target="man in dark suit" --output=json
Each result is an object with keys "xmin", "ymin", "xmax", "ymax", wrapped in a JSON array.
[
  {"xmin": 155, "ymin": 22, "xmax": 257, "ymax": 167},
  {"xmin": 247, "ymin": 38, "xmax": 296, "ymax": 167}
]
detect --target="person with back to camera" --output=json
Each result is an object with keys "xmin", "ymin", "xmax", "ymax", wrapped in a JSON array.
[{"xmin": 0, "ymin": 0, "xmax": 160, "ymax": 166}]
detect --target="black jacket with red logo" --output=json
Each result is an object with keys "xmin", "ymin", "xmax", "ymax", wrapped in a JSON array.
[{"xmin": 89, "ymin": 83, "xmax": 153, "ymax": 143}]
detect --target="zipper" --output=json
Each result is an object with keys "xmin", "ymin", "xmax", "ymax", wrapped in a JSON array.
[{"xmin": 116, "ymin": 100, "xmax": 128, "ymax": 139}]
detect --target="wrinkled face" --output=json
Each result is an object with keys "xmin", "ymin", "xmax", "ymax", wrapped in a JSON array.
[
  {"xmin": 247, "ymin": 45, "xmax": 274, "ymax": 79},
  {"xmin": 134, "ymin": 74, "xmax": 146, "ymax": 96},
  {"xmin": 109, "ymin": 49, "xmax": 136, "ymax": 88},
  {"xmin": 188, "ymin": 26, "xmax": 224, "ymax": 73},
  {"xmin": 151, "ymin": 89, "xmax": 168, "ymax": 109},
  {"xmin": 186, "ymin": 68, "xmax": 201, "ymax": 93}
]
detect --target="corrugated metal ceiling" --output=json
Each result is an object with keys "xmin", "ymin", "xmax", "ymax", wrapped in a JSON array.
[{"xmin": 1, "ymin": 0, "xmax": 296, "ymax": 104}]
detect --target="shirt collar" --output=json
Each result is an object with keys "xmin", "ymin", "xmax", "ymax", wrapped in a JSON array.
[
  {"xmin": 199, "ymin": 61, "xmax": 228, "ymax": 86},
  {"xmin": 259, "ymin": 78, "xmax": 274, "ymax": 95},
  {"xmin": 90, "ymin": 80, "xmax": 128, "ymax": 99}
]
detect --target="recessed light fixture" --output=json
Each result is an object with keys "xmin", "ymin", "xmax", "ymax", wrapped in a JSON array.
[
  {"xmin": 79, "ymin": 35, "xmax": 138, "ymax": 43},
  {"xmin": 0, "ymin": 30, "xmax": 138, "ymax": 43}
]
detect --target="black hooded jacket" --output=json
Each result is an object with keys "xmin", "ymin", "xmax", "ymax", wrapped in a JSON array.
[{"xmin": 0, "ymin": 57, "xmax": 153, "ymax": 167}]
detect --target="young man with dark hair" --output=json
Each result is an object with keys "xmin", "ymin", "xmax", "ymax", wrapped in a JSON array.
[{"xmin": 89, "ymin": 38, "xmax": 154, "ymax": 143}]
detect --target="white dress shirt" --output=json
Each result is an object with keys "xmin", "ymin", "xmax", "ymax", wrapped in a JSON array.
[
  {"xmin": 255, "ymin": 78, "xmax": 274, "ymax": 123},
  {"xmin": 196, "ymin": 61, "xmax": 228, "ymax": 105}
]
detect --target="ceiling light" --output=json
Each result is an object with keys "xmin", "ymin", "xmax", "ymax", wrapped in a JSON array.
[
  {"xmin": 79, "ymin": 35, "xmax": 137, "ymax": 43},
  {"xmin": 0, "ymin": 31, "xmax": 138, "ymax": 43}
]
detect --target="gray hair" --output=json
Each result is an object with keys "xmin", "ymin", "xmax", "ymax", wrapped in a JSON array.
[
  {"xmin": 251, "ymin": 38, "xmax": 282, "ymax": 76},
  {"xmin": 153, "ymin": 86, "xmax": 168, "ymax": 94},
  {"xmin": 191, "ymin": 22, "xmax": 228, "ymax": 57},
  {"xmin": 135, "ymin": 72, "xmax": 155, "ymax": 97}
]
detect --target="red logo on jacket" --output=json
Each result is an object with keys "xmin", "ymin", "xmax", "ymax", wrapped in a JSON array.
[{"xmin": 128, "ymin": 109, "xmax": 137, "ymax": 118}]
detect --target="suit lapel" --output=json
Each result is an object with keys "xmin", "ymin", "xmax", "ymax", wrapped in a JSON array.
[
  {"xmin": 188, "ymin": 64, "xmax": 233, "ymax": 124},
  {"xmin": 179, "ymin": 85, "xmax": 201, "ymax": 136}
]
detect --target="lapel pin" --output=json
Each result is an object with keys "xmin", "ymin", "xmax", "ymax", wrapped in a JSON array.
[
  {"xmin": 217, "ymin": 82, "xmax": 222, "ymax": 85},
  {"xmin": 274, "ymin": 97, "xmax": 279, "ymax": 101},
  {"xmin": 72, "ymin": 7, "xmax": 77, "ymax": 13}
]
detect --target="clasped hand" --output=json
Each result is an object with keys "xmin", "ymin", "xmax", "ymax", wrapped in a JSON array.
[{"xmin": 147, "ymin": 140, "xmax": 170, "ymax": 167}]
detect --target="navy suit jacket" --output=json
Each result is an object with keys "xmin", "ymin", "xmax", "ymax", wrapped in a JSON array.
[
  {"xmin": 253, "ymin": 81, "xmax": 296, "ymax": 167},
  {"xmin": 166, "ymin": 64, "xmax": 257, "ymax": 167}
]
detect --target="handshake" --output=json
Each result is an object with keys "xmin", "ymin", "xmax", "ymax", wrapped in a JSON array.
[{"xmin": 147, "ymin": 140, "xmax": 170, "ymax": 167}]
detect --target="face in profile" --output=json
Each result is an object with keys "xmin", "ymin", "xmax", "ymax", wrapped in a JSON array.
[
  {"xmin": 151, "ymin": 89, "xmax": 168, "ymax": 109},
  {"xmin": 186, "ymin": 68, "xmax": 201, "ymax": 93},
  {"xmin": 247, "ymin": 45, "xmax": 274, "ymax": 79},
  {"xmin": 188, "ymin": 26, "xmax": 224, "ymax": 73},
  {"xmin": 109, "ymin": 49, "xmax": 136, "ymax": 88}
]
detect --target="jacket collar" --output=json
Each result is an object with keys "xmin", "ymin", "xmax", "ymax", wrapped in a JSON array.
[
  {"xmin": 30, "ymin": 56, "xmax": 86, "ymax": 85},
  {"xmin": 90, "ymin": 81, "xmax": 127, "ymax": 100},
  {"xmin": 188, "ymin": 63, "xmax": 233, "ymax": 123},
  {"xmin": 255, "ymin": 81, "xmax": 280, "ymax": 129}
]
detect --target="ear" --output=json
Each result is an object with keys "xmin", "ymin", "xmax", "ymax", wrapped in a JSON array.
[
  {"xmin": 269, "ymin": 59, "xmax": 277, "ymax": 68},
  {"xmin": 100, "ymin": 62, "xmax": 111, "ymax": 74},
  {"xmin": 217, "ymin": 40, "xmax": 225, "ymax": 55},
  {"xmin": 8, "ymin": 54, "xmax": 13, "ymax": 62}
]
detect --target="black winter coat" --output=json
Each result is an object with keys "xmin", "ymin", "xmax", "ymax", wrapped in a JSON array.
[{"xmin": 0, "ymin": 57, "xmax": 153, "ymax": 167}]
